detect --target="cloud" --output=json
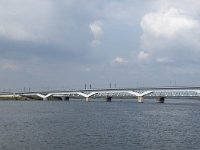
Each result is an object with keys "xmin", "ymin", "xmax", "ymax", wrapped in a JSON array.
[
  {"xmin": 101, "ymin": 0, "xmax": 147, "ymax": 25},
  {"xmin": 156, "ymin": 57, "xmax": 173, "ymax": 64},
  {"xmin": 137, "ymin": 51, "xmax": 149, "ymax": 62},
  {"xmin": 139, "ymin": 7, "xmax": 200, "ymax": 63},
  {"xmin": 84, "ymin": 67, "xmax": 92, "ymax": 72},
  {"xmin": 0, "ymin": 0, "xmax": 53, "ymax": 42},
  {"xmin": 0, "ymin": 0, "xmax": 200, "ymax": 88},
  {"xmin": 89, "ymin": 20, "xmax": 103, "ymax": 48},
  {"xmin": 141, "ymin": 7, "xmax": 198, "ymax": 39},
  {"xmin": 89, "ymin": 20, "xmax": 103, "ymax": 39},
  {"xmin": 89, "ymin": 39, "xmax": 101, "ymax": 48},
  {"xmin": 0, "ymin": 24, "xmax": 38, "ymax": 41},
  {"xmin": 0, "ymin": 59, "xmax": 21, "ymax": 71},
  {"xmin": 113, "ymin": 56, "xmax": 128, "ymax": 65}
]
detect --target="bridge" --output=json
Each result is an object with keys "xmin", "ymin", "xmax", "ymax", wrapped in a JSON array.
[{"xmin": 1, "ymin": 86, "xmax": 200, "ymax": 103}]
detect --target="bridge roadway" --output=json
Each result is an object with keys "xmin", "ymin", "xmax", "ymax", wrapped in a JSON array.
[{"xmin": 0, "ymin": 86, "xmax": 200, "ymax": 103}]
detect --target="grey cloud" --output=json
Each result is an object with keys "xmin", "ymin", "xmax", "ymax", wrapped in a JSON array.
[{"xmin": 0, "ymin": 0, "xmax": 199, "ymax": 90}]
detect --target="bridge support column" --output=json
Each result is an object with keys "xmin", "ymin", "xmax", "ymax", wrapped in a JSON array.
[
  {"xmin": 106, "ymin": 96, "xmax": 112, "ymax": 102},
  {"xmin": 62, "ymin": 97, "xmax": 69, "ymax": 101},
  {"xmin": 156, "ymin": 97, "xmax": 165, "ymax": 103},
  {"xmin": 43, "ymin": 97, "xmax": 48, "ymax": 101},
  {"xmin": 137, "ymin": 96, "xmax": 144, "ymax": 103},
  {"xmin": 86, "ymin": 97, "xmax": 90, "ymax": 102}
]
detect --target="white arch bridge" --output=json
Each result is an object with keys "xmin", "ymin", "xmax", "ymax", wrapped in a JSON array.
[{"xmin": 6, "ymin": 86, "xmax": 200, "ymax": 103}]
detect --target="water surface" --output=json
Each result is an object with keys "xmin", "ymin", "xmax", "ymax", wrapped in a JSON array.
[{"xmin": 0, "ymin": 99, "xmax": 199, "ymax": 150}]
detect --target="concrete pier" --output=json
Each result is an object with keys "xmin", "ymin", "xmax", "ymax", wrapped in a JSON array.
[
  {"xmin": 137, "ymin": 96, "xmax": 144, "ymax": 103},
  {"xmin": 62, "ymin": 97, "xmax": 69, "ymax": 101},
  {"xmin": 86, "ymin": 97, "xmax": 90, "ymax": 102},
  {"xmin": 106, "ymin": 96, "xmax": 112, "ymax": 102},
  {"xmin": 43, "ymin": 97, "xmax": 48, "ymax": 101},
  {"xmin": 156, "ymin": 97, "xmax": 165, "ymax": 103}
]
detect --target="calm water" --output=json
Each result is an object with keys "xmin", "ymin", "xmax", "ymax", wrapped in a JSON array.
[{"xmin": 0, "ymin": 99, "xmax": 199, "ymax": 150}]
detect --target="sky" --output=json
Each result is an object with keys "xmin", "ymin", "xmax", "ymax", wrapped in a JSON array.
[{"xmin": 0, "ymin": 0, "xmax": 200, "ymax": 91}]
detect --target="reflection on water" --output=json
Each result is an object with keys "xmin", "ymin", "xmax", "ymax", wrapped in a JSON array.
[{"xmin": 0, "ymin": 99, "xmax": 199, "ymax": 150}]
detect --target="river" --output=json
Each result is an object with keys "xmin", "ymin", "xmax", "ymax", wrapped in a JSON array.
[{"xmin": 0, "ymin": 99, "xmax": 199, "ymax": 150}]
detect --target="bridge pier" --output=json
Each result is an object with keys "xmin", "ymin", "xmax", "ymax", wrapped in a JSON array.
[
  {"xmin": 137, "ymin": 96, "xmax": 144, "ymax": 103},
  {"xmin": 156, "ymin": 97, "xmax": 165, "ymax": 103},
  {"xmin": 86, "ymin": 97, "xmax": 90, "ymax": 102},
  {"xmin": 106, "ymin": 96, "xmax": 112, "ymax": 102},
  {"xmin": 43, "ymin": 97, "xmax": 48, "ymax": 101},
  {"xmin": 61, "ymin": 97, "xmax": 69, "ymax": 101}
]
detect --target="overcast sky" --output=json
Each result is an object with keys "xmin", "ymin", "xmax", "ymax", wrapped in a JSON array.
[{"xmin": 0, "ymin": 0, "xmax": 200, "ymax": 91}]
